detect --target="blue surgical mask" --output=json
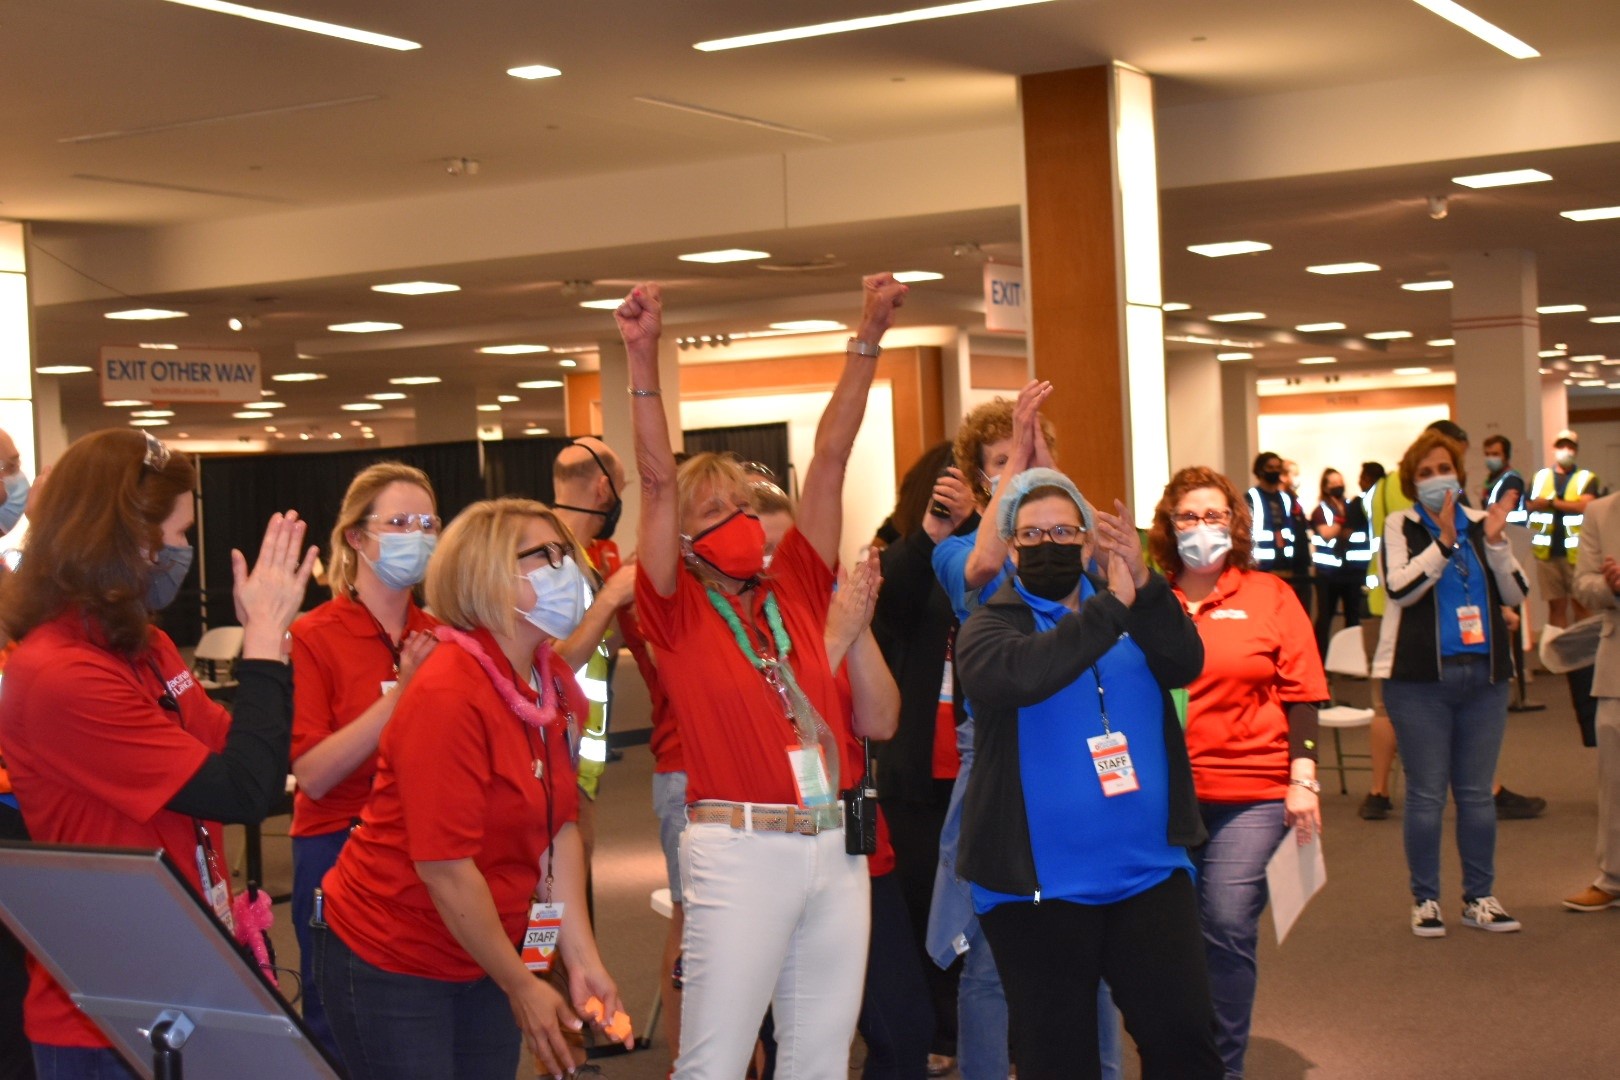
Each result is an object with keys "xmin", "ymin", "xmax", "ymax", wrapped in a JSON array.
[
  {"xmin": 1484, "ymin": 455, "xmax": 1503, "ymax": 473},
  {"xmin": 0, "ymin": 471, "xmax": 29, "ymax": 533},
  {"xmin": 363, "ymin": 531, "xmax": 436, "ymax": 591},
  {"xmin": 1416, "ymin": 475, "xmax": 1461, "ymax": 513},
  {"xmin": 515, "ymin": 556, "xmax": 588, "ymax": 639},
  {"xmin": 147, "ymin": 544, "xmax": 194, "ymax": 610}
]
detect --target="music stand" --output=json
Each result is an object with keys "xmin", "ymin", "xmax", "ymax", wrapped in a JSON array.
[{"xmin": 0, "ymin": 842, "xmax": 344, "ymax": 1079}]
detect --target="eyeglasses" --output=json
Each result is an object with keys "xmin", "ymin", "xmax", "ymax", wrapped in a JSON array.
[
  {"xmin": 1013, "ymin": 524, "xmax": 1085, "ymax": 546},
  {"xmin": 142, "ymin": 431, "xmax": 170, "ymax": 472},
  {"xmin": 1171, "ymin": 509, "xmax": 1233, "ymax": 531},
  {"xmin": 367, "ymin": 513, "xmax": 442, "ymax": 535},
  {"xmin": 516, "ymin": 541, "xmax": 569, "ymax": 569}
]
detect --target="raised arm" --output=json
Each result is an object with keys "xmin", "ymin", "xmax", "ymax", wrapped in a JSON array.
[
  {"xmin": 615, "ymin": 285, "xmax": 679, "ymax": 598},
  {"xmin": 964, "ymin": 380, "xmax": 1051, "ymax": 588},
  {"xmin": 797, "ymin": 274, "xmax": 909, "ymax": 568}
]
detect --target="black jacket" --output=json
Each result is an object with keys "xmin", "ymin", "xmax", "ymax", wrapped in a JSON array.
[{"xmin": 954, "ymin": 571, "xmax": 1207, "ymax": 898}]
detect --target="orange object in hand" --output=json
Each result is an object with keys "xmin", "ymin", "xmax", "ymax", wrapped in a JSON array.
[{"xmin": 582, "ymin": 996, "xmax": 633, "ymax": 1042}]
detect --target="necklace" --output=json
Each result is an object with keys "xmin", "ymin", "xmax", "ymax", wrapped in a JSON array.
[{"xmin": 705, "ymin": 587, "xmax": 790, "ymax": 665}]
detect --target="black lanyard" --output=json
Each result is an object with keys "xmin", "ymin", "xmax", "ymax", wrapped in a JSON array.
[
  {"xmin": 137, "ymin": 655, "xmax": 221, "ymax": 891},
  {"xmin": 353, "ymin": 594, "xmax": 404, "ymax": 674}
]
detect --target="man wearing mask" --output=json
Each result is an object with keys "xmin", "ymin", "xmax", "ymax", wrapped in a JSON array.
[
  {"xmin": 1483, "ymin": 436, "xmax": 1527, "ymax": 523},
  {"xmin": 1246, "ymin": 453, "xmax": 1311, "ymax": 614},
  {"xmin": 1526, "ymin": 431, "xmax": 1601, "ymax": 628},
  {"xmin": 0, "ymin": 429, "xmax": 29, "ymax": 538}
]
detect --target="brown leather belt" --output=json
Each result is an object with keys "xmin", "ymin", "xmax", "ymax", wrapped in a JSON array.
[{"xmin": 686, "ymin": 800, "xmax": 835, "ymax": 836}]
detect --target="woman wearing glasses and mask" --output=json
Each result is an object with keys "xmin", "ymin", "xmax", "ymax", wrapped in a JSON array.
[
  {"xmin": 288, "ymin": 463, "xmax": 443, "ymax": 1052},
  {"xmin": 315, "ymin": 498, "xmax": 624, "ymax": 1080},
  {"xmin": 955, "ymin": 467, "xmax": 1220, "ymax": 1080},
  {"xmin": 1147, "ymin": 466, "xmax": 1327, "ymax": 1080}
]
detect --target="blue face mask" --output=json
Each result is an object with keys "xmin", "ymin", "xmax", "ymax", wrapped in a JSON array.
[
  {"xmin": 1484, "ymin": 455, "xmax": 1504, "ymax": 474},
  {"xmin": 1416, "ymin": 474, "xmax": 1461, "ymax": 513},
  {"xmin": 0, "ymin": 471, "xmax": 29, "ymax": 533},
  {"xmin": 515, "ymin": 555, "xmax": 588, "ymax": 639},
  {"xmin": 147, "ymin": 544, "xmax": 194, "ymax": 610},
  {"xmin": 363, "ymin": 531, "xmax": 436, "ymax": 591}
]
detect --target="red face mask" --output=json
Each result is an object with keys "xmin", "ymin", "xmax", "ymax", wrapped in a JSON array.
[{"xmin": 689, "ymin": 509, "xmax": 767, "ymax": 582}]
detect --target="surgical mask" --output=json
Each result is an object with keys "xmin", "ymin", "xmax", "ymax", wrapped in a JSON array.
[
  {"xmin": 1556, "ymin": 448, "xmax": 1577, "ymax": 468},
  {"xmin": 362, "ymin": 531, "xmax": 436, "ymax": 591},
  {"xmin": 1484, "ymin": 455, "xmax": 1504, "ymax": 473},
  {"xmin": 1416, "ymin": 475, "xmax": 1461, "ymax": 513},
  {"xmin": 1176, "ymin": 525, "xmax": 1232, "ymax": 572},
  {"xmin": 0, "ymin": 471, "xmax": 28, "ymax": 533},
  {"xmin": 147, "ymin": 544, "xmax": 193, "ymax": 610},
  {"xmin": 687, "ymin": 509, "xmax": 767, "ymax": 583},
  {"xmin": 1015, "ymin": 542, "xmax": 1084, "ymax": 602},
  {"xmin": 516, "ymin": 556, "xmax": 588, "ymax": 639}
]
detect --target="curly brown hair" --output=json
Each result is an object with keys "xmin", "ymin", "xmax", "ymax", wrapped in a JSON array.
[
  {"xmin": 1398, "ymin": 430, "xmax": 1466, "ymax": 502},
  {"xmin": 1147, "ymin": 466, "xmax": 1256, "ymax": 577},
  {"xmin": 0, "ymin": 429, "xmax": 197, "ymax": 655},
  {"xmin": 953, "ymin": 397, "xmax": 1058, "ymax": 505}
]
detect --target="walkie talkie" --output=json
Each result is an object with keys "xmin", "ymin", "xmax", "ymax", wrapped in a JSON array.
[{"xmin": 842, "ymin": 739, "xmax": 878, "ymax": 856}]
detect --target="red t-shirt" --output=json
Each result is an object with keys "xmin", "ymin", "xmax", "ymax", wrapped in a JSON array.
[
  {"xmin": 1175, "ymin": 568, "xmax": 1330, "ymax": 803},
  {"xmin": 618, "ymin": 606, "xmax": 682, "ymax": 774},
  {"xmin": 289, "ymin": 594, "xmax": 439, "ymax": 837},
  {"xmin": 633, "ymin": 527, "xmax": 857, "ymax": 805},
  {"xmin": 0, "ymin": 614, "xmax": 230, "ymax": 1048},
  {"xmin": 321, "ymin": 628, "xmax": 583, "ymax": 981}
]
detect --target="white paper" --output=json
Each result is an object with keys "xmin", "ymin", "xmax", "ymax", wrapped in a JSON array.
[{"xmin": 1266, "ymin": 832, "xmax": 1326, "ymax": 945}]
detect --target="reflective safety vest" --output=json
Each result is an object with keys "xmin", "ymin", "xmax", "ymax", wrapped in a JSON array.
[
  {"xmin": 1310, "ymin": 501, "xmax": 1346, "ymax": 571},
  {"xmin": 1528, "ymin": 467, "xmax": 1596, "ymax": 564},
  {"xmin": 574, "ymin": 541, "xmax": 621, "ymax": 800},
  {"xmin": 1346, "ymin": 491, "xmax": 1378, "ymax": 589},
  {"xmin": 1247, "ymin": 487, "xmax": 1297, "ymax": 569},
  {"xmin": 1486, "ymin": 469, "xmax": 1529, "ymax": 526}
]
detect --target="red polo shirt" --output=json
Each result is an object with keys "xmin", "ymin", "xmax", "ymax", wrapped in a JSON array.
[
  {"xmin": 1174, "ymin": 568, "xmax": 1329, "ymax": 803},
  {"xmin": 618, "ymin": 607, "xmax": 683, "ymax": 774},
  {"xmin": 289, "ymin": 594, "xmax": 439, "ymax": 837},
  {"xmin": 321, "ymin": 628, "xmax": 583, "ymax": 981},
  {"xmin": 0, "ymin": 613, "xmax": 230, "ymax": 1048},
  {"xmin": 633, "ymin": 527, "xmax": 857, "ymax": 806}
]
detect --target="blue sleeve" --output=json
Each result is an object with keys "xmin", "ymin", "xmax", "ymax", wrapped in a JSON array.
[{"xmin": 930, "ymin": 529, "xmax": 1010, "ymax": 624}]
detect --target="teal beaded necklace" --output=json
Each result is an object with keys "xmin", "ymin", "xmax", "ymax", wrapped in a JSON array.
[{"xmin": 705, "ymin": 587, "xmax": 791, "ymax": 666}]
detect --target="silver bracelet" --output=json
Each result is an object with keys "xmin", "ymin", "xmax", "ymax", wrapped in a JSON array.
[
  {"xmin": 629, "ymin": 388, "xmax": 662, "ymax": 397},
  {"xmin": 845, "ymin": 337, "xmax": 881, "ymax": 359},
  {"xmin": 1289, "ymin": 777, "xmax": 1321, "ymax": 794}
]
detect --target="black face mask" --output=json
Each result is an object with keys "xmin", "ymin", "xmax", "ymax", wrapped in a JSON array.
[
  {"xmin": 1016, "ymin": 541, "xmax": 1085, "ymax": 602},
  {"xmin": 1326, "ymin": 485, "xmax": 1346, "ymax": 499},
  {"xmin": 1260, "ymin": 469, "xmax": 1282, "ymax": 485},
  {"xmin": 556, "ymin": 440, "xmax": 623, "ymax": 542}
]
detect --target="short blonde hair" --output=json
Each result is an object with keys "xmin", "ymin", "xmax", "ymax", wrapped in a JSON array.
[
  {"xmin": 328, "ymin": 462, "xmax": 435, "ymax": 597},
  {"xmin": 425, "ymin": 498, "xmax": 580, "ymax": 635},
  {"xmin": 676, "ymin": 452, "xmax": 753, "ymax": 524}
]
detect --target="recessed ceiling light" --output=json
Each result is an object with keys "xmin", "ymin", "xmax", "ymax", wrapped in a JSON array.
[
  {"xmin": 366, "ymin": 392, "xmax": 407, "ymax": 401},
  {"xmin": 130, "ymin": 418, "xmax": 170, "ymax": 427},
  {"xmin": 1187, "ymin": 241, "xmax": 1272, "ymax": 258},
  {"xmin": 1578, "ymin": 379, "xmax": 1607, "ymax": 387},
  {"xmin": 138, "ymin": 343, "xmax": 179, "ymax": 350},
  {"xmin": 1571, "ymin": 354, "xmax": 1606, "ymax": 362},
  {"xmin": 1307, "ymin": 262, "xmax": 1381, "ymax": 275},
  {"xmin": 104, "ymin": 400, "xmax": 152, "ymax": 408},
  {"xmin": 516, "ymin": 379, "xmax": 564, "ymax": 390},
  {"xmin": 893, "ymin": 271, "xmax": 943, "ymax": 283},
  {"xmin": 1208, "ymin": 312, "xmax": 1265, "ymax": 323},
  {"xmin": 35, "ymin": 365, "xmax": 93, "ymax": 375},
  {"xmin": 693, "ymin": 0, "xmax": 1057, "ymax": 51},
  {"xmin": 272, "ymin": 372, "xmax": 327, "ymax": 382},
  {"xmin": 371, "ymin": 281, "xmax": 460, "ymax": 295},
  {"xmin": 497, "ymin": 394, "xmax": 521, "ymax": 403},
  {"xmin": 1162, "ymin": 302, "xmax": 1191, "ymax": 312},
  {"xmin": 1298, "ymin": 356, "xmax": 1338, "ymax": 365},
  {"xmin": 522, "ymin": 427, "xmax": 553, "ymax": 436},
  {"xmin": 1410, "ymin": 1, "xmax": 1539, "ymax": 60},
  {"xmin": 157, "ymin": 1, "xmax": 421, "ymax": 50},
  {"xmin": 1295, "ymin": 322, "xmax": 1347, "ymax": 333},
  {"xmin": 578, "ymin": 299, "xmax": 624, "ymax": 310},
  {"xmin": 677, "ymin": 248, "xmax": 771, "ymax": 264},
  {"xmin": 1216, "ymin": 352, "xmax": 1253, "ymax": 362},
  {"xmin": 1256, "ymin": 378, "xmax": 1289, "ymax": 388},
  {"xmin": 1539, "ymin": 349, "xmax": 1567, "ymax": 357},
  {"xmin": 388, "ymin": 376, "xmax": 442, "ymax": 385},
  {"xmin": 506, "ymin": 64, "xmax": 562, "ymax": 80},
  {"xmin": 1367, "ymin": 330, "xmax": 1414, "ymax": 340},
  {"xmin": 105, "ymin": 308, "xmax": 187, "ymax": 320},
  {"xmin": 233, "ymin": 410, "xmax": 273, "ymax": 419},
  {"xmin": 1590, "ymin": 315, "xmax": 1620, "ymax": 324},
  {"xmin": 1426, "ymin": 338, "xmax": 1456, "ymax": 347},
  {"xmin": 479, "ymin": 344, "xmax": 550, "ymax": 355},
  {"xmin": 341, "ymin": 402, "xmax": 384, "ymax": 412},
  {"xmin": 1452, "ymin": 168, "xmax": 1552, "ymax": 189},
  {"xmin": 1538, "ymin": 303, "xmax": 1587, "ymax": 314},
  {"xmin": 1394, "ymin": 366, "xmax": 1432, "ymax": 375},
  {"xmin": 477, "ymin": 404, "xmax": 502, "ymax": 412},
  {"xmin": 1562, "ymin": 206, "xmax": 1620, "ymax": 222},
  {"xmin": 131, "ymin": 410, "xmax": 175, "ymax": 418},
  {"xmin": 558, "ymin": 358, "xmax": 578, "ymax": 368},
  {"xmin": 328, "ymin": 321, "xmax": 403, "ymax": 333},
  {"xmin": 253, "ymin": 400, "xmax": 286, "ymax": 409},
  {"xmin": 1401, "ymin": 280, "xmax": 1454, "ymax": 291},
  {"xmin": 770, "ymin": 320, "xmax": 847, "ymax": 333}
]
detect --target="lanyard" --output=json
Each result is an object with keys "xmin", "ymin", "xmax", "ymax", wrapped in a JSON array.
[
  {"xmin": 1089, "ymin": 665, "xmax": 1113, "ymax": 735},
  {"xmin": 352, "ymin": 593, "xmax": 404, "ymax": 674},
  {"xmin": 705, "ymin": 587, "xmax": 797, "ymax": 724},
  {"xmin": 137, "ymin": 656, "xmax": 223, "ymax": 893}
]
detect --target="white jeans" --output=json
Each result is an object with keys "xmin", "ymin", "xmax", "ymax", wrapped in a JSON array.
[{"xmin": 675, "ymin": 818, "xmax": 870, "ymax": 1080}]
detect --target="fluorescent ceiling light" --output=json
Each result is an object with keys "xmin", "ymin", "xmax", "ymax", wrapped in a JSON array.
[
  {"xmin": 105, "ymin": 308, "xmax": 186, "ymax": 320},
  {"xmin": 252, "ymin": 400, "xmax": 285, "ymax": 409},
  {"xmin": 1578, "ymin": 379, "xmax": 1607, "ymax": 387},
  {"xmin": 1410, "ymin": 1, "xmax": 1539, "ymax": 60},
  {"xmin": 36, "ymin": 365, "xmax": 93, "ymax": 375},
  {"xmin": 1427, "ymin": 338, "xmax": 1456, "ymax": 347},
  {"xmin": 1401, "ymin": 280, "xmax": 1454, "ymax": 291},
  {"xmin": 371, "ymin": 281, "xmax": 460, "ymax": 295},
  {"xmin": 1208, "ymin": 312, "xmax": 1265, "ymax": 323},
  {"xmin": 893, "ymin": 271, "xmax": 944, "ymax": 283},
  {"xmin": 272, "ymin": 372, "xmax": 326, "ymax": 382},
  {"xmin": 507, "ymin": 65, "xmax": 562, "ymax": 80},
  {"xmin": 497, "ymin": 394, "xmax": 521, "ymax": 403},
  {"xmin": 770, "ymin": 320, "xmax": 846, "ymax": 333},
  {"xmin": 1162, "ymin": 302, "xmax": 1191, "ymax": 312},
  {"xmin": 677, "ymin": 248, "xmax": 771, "ymax": 264},
  {"xmin": 1571, "ymin": 354, "xmax": 1605, "ymax": 361},
  {"xmin": 1295, "ymin": 322, "xmax": 1346, "ymax": 333},
  {"xmin": 233, "ymin": 410, "xmax": 272, "ymax": 419},
  {"xmin": 1452, "ymin": 168, "xmax": 1552, "ymax": 189},
  {"xmin": 1590, "ymin": 315, "xmax": 1620, "ymax": 324},
  {"xmin": 1366, "ymin": 330, "xmax": 1414, "ymax": 340},
  {"xmin": 130, "ymin": 410, "xmax": 175, "ymax": 418},
  {"xmin": 1562, "ymin": 206, "xmax": 1620, "ymax": 222},
  {"xmin": 1538, "ymin": 304, "xmax": 1587, "ymax": 314},
  {"xmin": 579, "ymin": 299, "xmax": 624, "ymax": 310},
  {"xmin": 1256, "ymin": 378, "xmax": 1289, "ymax": 388},
  {"xmin": 1307, "ymin": 262, "xmax": 1381, "ymax": 275},
  {"xmin": 130, "ymin": 419, "xmax": 170, "ymax": 427},
  {"xmin": 477, "ymin": 404, "xmax": 502, "ymax": 412},
  {"xmin": 523, "ymin": 427, "xmax": 553, "ymax": 436},
  {"xmin": 1216, "ymin": 352, "xmax": 1253, "ymax": 362},
  {"xmin": 138, "ymin": 343, "xmax": 179, "ymax": 350},
  {"xmin": 1539, "ymin": 349, "xmax": 1567, "ymax": 357},
  {"xmin": 517, "ymin": 379, "xmax": 565, "ymax": 390},
  {"xmin": 389, "ymin": 376, "xmax": 441, "ymax": 386},
  {"xmin": 328, "ymin": 321, "xmax": 402, "ymax": 333},
  {"xmin": 694, "ymin": 0, "xmax": 1056, "ymax": 51},
  {"xmin": 366, "ymin": 392, "xmax": 407, "ymax": 401},
  {"xmin": 104, "ymin": 399, "xmax": 151, "ymax": 407},
  {"xmin": 558, "ymin": 358, "xmax": 578, "ymax": 368},
  {"xmin": 1298, "ymin": 356, "xmax": 1338, "ymax": 365},
  {"xmin": 158, "ymin": 1, "xmax": 421, "ymax": 51},
  {"xmin": 479, "ymin": 344, "xmax": 550, "ymax": 355},
  {"xmin": 1394, "ymin": 366, "xmax": 1432, "ymax": 375},
  {"xmin": 1187, "ymin": 241, "xmax": 1272, "ymax": 258},
  {"xmin": 341, "ymin": 402, "xmax": 384, "ymax": 412}
]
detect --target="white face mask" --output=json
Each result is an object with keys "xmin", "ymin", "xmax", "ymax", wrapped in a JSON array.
[
  {"xmin": 1176, "ymin": 524, "xmax": 1232, "ymax": 572},
  {"xmin": 1555, "ymin": 448, "xmax": 1577, "ymax": 468},
  {"xmin": 515, "ymin": 555, "xmax": 588, "ymax": 639}
]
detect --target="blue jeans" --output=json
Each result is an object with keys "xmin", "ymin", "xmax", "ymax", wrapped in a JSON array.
[
  {"xmin": 313, "ymin": 923, "xmax": 520, "ymax": 1080},
  {"xmin": 31, "ymin": 1047, "xmax": 136, "ymax": 1080},
  {"xmin": 292, "ymin": 828, "xmax": 351, "ymax": 1058},
  {"xmin": 651, "ymin": 770, "xmax": 688, "ymax": 900},
  {"xmin": 1193, "ymin": 800, "xmax": 1289, "ymax": 1080},
  {"xmin": 1385, "ymin": 657, "xmax": 1511, "ymax": 901}
]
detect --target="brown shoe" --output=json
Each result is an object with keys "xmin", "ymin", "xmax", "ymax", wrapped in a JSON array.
[{"xmin": 1562, "ymin": 885, "xmax": 1620, "ymax": 912}]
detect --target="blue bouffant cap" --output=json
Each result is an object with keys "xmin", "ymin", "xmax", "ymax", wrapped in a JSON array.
[{"xmin": 996, "ymin": 467, "xmax": 1095, "ymax": 540}]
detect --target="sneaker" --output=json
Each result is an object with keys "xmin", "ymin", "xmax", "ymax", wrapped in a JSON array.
[
  {"xmin": 1462, "ymin": 895, "xmax": 1522, "ymax": 932},
  {"xmin": 1562, "ymin": 885, "xmax": 1620, "ymax": 912},
  {"xmin": 1359, "ymin": 792, "xmax": 1393, "ymax": 820},
  {"xmin": 1494, "ymin": 787, "xmax": 1546, "ymax": 819},
  {"xmin": 1411, "ymin": 898, "xmax": 1446, "ymax": 937}
]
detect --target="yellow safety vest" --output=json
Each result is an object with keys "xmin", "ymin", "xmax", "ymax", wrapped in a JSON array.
[
  {"xmin": 1528, "ymin": 467, "xmax": 1595, "ymax": 564},
  {"xmin": 1365, "ymin": 478, "xmax": 1407, "ymax": 618}
]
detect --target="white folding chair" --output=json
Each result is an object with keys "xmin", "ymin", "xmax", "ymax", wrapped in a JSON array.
[
  {"xmin": 1318, "ymin": 625, "xmax": 1378, "ymax": 795},
  {"xmin": 191, "ymin": 626, "xmax": 245, "ymax": 694}
]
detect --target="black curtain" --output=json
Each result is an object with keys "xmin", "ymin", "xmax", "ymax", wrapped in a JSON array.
[
  {"xmin": 683, "ymin": 422, "xmax": 793, "ymax": 495},
  {"xmin": 482, "ymin": 436, "xmax": 576, "ymax": 503}
]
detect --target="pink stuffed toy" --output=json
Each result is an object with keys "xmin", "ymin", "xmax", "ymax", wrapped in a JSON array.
[{"xmin": 231, "ymin": 883, "xmax": 279, "ymax": 989}]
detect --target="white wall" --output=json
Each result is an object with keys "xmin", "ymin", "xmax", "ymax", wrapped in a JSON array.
[{"xmin": 1258, "ymin": 403, "xmax": 1449, "ymax": 507}]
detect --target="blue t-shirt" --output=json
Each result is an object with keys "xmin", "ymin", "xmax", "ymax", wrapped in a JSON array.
[
  {"xmin": 971, "ymin": 577, "xmax": 1191, "ymax": 912},
  {"xmin": 1416, "ymin": 504, "xmax": 1490, "ymax": 657}
]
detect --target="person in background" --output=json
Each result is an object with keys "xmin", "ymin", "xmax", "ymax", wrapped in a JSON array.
[
  {"xmin": 0, "ymin": 429, "xmax": 315, "ymax": 1080},
  {"xmin": 1567, "ymin": 490, "xmax": 1620, "ymax": 913},
  {"xmin": 1149, "ymin": 466, "xmax": 1326, "ymax": 1080},
  {"xmin": 0, "ymin": 429, "xmax": 28, "ymax": 537},
  {"xmin": 1482, "ymin": 436, "xmax": 1527, "ymax": 522},
  {"xmin": 1308, "ymin": 467, "xmax": 1361, "ymax": 656},
  {"xmin": 1526, "ymin": 429, "xmax": 1601, "ymax": 629},
  {"xmin": 1246, "ymin": 452, "xmax": 1311, "ymax": 616},
  {"xmin": 289, "ymin": 463, "xmax": 442, "ymax": 1054},
  {"xmin": 0, "ymin": 556, "xmax": 31, "ymax": 1080},
  {"xmin": 1374, "ymin": 429, "xmax": 1527, "ymax": 937}
]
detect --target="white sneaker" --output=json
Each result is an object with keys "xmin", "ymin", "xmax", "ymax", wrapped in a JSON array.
[
  {"xmin": 1461, "ymin": 895, "xmax": 1521, "ymax": 932},
  {"xmin": 1411, "ymin": 898, "xmax": 1446, "ymax": 937}
]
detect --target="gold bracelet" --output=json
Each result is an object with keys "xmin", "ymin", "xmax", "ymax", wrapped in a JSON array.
[{"xmin": 629, "ymin": 388, "xmax": 662, "ymax": 397}]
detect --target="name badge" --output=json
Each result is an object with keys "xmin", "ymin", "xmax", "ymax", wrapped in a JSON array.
[
  {"xmin": 1456, "ymin": 605, "xmax": 1486, "ymax": 646},
  {"xmin": 1086, "ymin": 732, "xmax": 1140, "ymax": 797},
  {"xmin": 938, "ymin": 658, "xmax": 953, "ymax": 704},
  {"xmin": 787, "ymin": 745, "xmax": 836, "ymax": 808},
  {"xmin": 521, "ymin": 901, "xmax": 564, "ymax": 973},
  {"xmin": 195, "ymin": 845, "xmax": 235, "ymax": 932}
]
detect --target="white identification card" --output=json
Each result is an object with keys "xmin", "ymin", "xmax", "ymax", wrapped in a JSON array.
[
  {"xmin": 196, "ymin": 845, "xmax": 235, "ymax": 931},
  {"xmin": 787, "ymin": 745, "xmax": 836, "ymax": 807},
  {"xmin": 938, "ymin": 658, "xmax": 953, "ymax": 704},
  {"xmin": 1456, "ymin": 605, "xmax": 1485, "ymax": 646},
  {"xmin": 521, "ymin": 901, "xmax": 564, "ymax": 973},
  {"xmin": 1086, "ymin": 732, "xmax": 1140, "ymax": 797}
]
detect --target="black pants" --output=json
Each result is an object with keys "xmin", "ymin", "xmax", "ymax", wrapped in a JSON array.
[
  {"xmin": 0, "ymin": 806, "xmax": 35, "ymax": 1080},
  {"xmin": 857, "ymin": 874, "xmax": 933, "ymax": 1080},
  {"xmin": 1314, "ymin": 576, "xmax": 1362, "ymax": 656},
  {"xmin": 979, "ymin": 871, "xmax": 1221, "ymax": 1080},
  {"xmin": 881, "ymin": 787, "xmax": 960, "ymax": 1056}
]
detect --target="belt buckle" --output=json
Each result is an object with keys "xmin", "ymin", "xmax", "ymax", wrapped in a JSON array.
[{"xmin": 795, "ymin": 811, "xmax": 819, "ymax": 836}]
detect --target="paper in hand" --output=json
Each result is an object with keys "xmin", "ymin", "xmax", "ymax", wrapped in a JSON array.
[{"xmin": 1267, "ymin": 832, "xmax": 1326, "ymax": 945}]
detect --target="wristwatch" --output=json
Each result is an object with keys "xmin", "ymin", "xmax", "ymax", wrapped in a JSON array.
[{"xmin": 1289, "ymin": 777, "xmax": 1321, "ymax": 794}]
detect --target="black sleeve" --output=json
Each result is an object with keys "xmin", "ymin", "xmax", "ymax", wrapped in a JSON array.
[
  {"xmin": 1287, "ymin": 700, "xmax": 1320, "ymax": 762},
  {"xmin": 165, "ymin": 661, "xmax": 293, "ymax": 824},
  {"xmin": 956, "ymin": 587, "xmax": 1133, "ymax": 711},
  {"xmin": 874, "ymin": 528, "xmax": 937, "ymax": 672},
  {"xmin": 1122, "ymin": 573, "xmax": 1206, "ymax": 689}
]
